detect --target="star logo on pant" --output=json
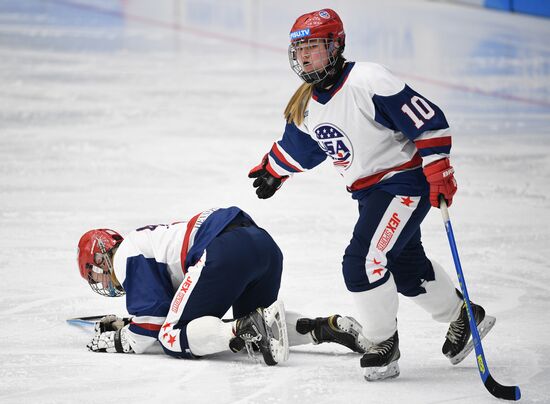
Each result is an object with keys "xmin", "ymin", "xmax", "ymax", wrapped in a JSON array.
[
  {"xmin": 372, "ymin": 268, "xmax": 384, "ymax": 276},
  {"xmin": 168, "ymin": 334, "xmax": 177, "ymax": 347},
  {"xmin": 401, "ymin": 196, "xmax": 414, "ymax": 207}
]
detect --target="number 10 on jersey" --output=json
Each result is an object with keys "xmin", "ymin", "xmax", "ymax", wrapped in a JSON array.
[{"xmin": 401, "ymin": 96, "xmax": 435, "ymax": 129}]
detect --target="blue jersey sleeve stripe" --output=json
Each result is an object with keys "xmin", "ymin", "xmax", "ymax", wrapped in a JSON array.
[
  {"xmin": 417, "ymin": 145, "xmax": 451, "ymax": 157},
  {"xmin": 277, "ymin": 123, "xmax": 327, "ymax": 170},
  {"xmin": 268, "ymin": 149, "xmax": 301, "ymax": 173}
]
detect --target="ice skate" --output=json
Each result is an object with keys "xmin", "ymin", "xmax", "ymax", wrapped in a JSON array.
[
  {"xmin": 296, "ymin": 315, "xmax": 370, "ymax": 353},
  {"xmin": 443, "ymin": 301, "xmax": 496, "ymax": 365},
  {"xmin": 230, "ymin": 300, "xmax": 289, "ymax": 366},
  {"xmin": 360, "ymin": 331, "xmax": 400, "ymax": 381}
]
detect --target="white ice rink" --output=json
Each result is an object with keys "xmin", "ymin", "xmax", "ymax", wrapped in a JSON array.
[{"xmin": 1, "ymin": 0, "xmax": 549, "ymax": 402}]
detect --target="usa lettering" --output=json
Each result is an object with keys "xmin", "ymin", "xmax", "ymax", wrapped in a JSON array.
[{"xmin": 321, "ymin": 140, "xmax": 350, "ymax": 158}]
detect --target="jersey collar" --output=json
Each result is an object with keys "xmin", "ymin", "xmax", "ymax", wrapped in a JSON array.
[{"xmin": 312, "ymin": 62, "xmax": 355, "ymax": 105}]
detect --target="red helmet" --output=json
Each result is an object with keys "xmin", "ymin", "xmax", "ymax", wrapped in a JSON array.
[
  {"xmin": 288, "ymin": 9, "xmax": 346, "ymax": 84},
  {"xmin": 77, "ymin": 229, "xmax": 124, "ymax": 297}
]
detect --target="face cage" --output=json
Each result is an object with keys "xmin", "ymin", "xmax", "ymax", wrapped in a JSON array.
[
  {"xmin": 288, "ymin": 38, "xmax": 338, "ymax": 84},
  {"xmin": 86, "ymin": 239, "xmax": 125, "ymax": 297}
]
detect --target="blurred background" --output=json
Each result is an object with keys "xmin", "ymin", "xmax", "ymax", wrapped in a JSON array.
[{"xmin": 1, "ymin": 1, "xmax": 549, "ymax": 403}]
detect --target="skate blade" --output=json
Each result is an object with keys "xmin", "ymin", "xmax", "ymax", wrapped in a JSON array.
[
  {"xmin": 448, "ymin": 315, "xmax": 496, "ymax": 365},
  {"xmin": 263, "ymin": 300, "xmax": 289, "ymax": 364},
  {"xmin": 336, "ymin": 316, "xmax": 371, "ymax": 353},
  {"xmin": 364, "ymin": 361, "xmax": 400, "ymax": 381}
]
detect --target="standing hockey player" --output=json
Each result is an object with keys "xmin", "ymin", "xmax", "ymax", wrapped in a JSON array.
[
  {"xmin": 76, "ymin": 206, "xmax": 368, "ymax": 365},
  {"xmin": 248, "ymin": 9, "xmax": 495, "ymax": 379}
]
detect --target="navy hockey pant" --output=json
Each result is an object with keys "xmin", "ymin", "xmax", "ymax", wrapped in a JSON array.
[
  {"xmin": 170, "ymin": 218, "xmax": 283, "ymax": 357},
  {"xmin": 342, "ymin": 189, "xmax": 435, "ymax": 296}
]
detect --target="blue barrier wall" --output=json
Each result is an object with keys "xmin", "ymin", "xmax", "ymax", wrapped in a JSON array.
[
  {"xmin": 514, "ymin": 0, "xmax": 550, "ymax": 17},
  {"xmin": 485, "ymin": 0, "xmax": 512, "ymax": 10},
  {"xmin": 485, "ymin": 0, "xmax": 550, "ymax": 17}
]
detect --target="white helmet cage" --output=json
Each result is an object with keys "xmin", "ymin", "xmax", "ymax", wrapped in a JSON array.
[
  {"xmin": 288, "ymin": 37, "xmax": 341, "ymax": 84},
  {"xmin": 87, "ymin": 237, "xmax": 125, "ymax": 297}
]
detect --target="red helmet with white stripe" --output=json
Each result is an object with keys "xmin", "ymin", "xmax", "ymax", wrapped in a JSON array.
[
  {"xmin": 288, "ymin": 9, "xmax": 346, "ymax": 84},
  {"xmin": 77, "ymin": 229, "xmax": 125, "ymax": 297}
]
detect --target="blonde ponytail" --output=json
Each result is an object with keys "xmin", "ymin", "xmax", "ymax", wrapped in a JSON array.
[{"xmin": 284, "ymin": 82, "xmax": 314, "ymax": 126}]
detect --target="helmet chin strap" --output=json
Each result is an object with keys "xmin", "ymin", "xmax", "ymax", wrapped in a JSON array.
[{"xmin": 314, "ymin": 54, "xmax": 346, "ymax": 89}]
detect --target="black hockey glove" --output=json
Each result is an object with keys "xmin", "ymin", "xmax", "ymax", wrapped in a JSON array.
[{"xmin": 248, "ymin": 154, "xmax": 288, "ymax": 199}]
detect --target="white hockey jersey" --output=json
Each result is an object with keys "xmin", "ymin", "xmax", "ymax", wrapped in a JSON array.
[
  {"xmin": 112, "ymin": 207, "xmax": 247, "ymax": 354},
  {"xmin": 265, "ymin": 62, "xmax": 452, "ymax": 198}
]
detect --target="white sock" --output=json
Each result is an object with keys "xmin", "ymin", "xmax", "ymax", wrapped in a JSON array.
[
  {"xmin": 285, "ymin": 311, "xmax": 315, "ymax": 346},
  {"xmin": 186, "ymin": 316, "xmax": 235, "ymax": 356},
  {"xmin": 352, "ymin": 274, "xmax": 398, "ymax": 344},
  {"xmin": 410, "ymin": 260, "xmax": 462, "ymax": 323}
]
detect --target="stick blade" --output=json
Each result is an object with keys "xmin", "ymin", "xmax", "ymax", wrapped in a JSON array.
[
  {"xmin": 66, "ymin": 314, "xmax": 108, "ymax": 326},
  {"xmin": 484, "ymin": 375, "xmax": 521, "ymax": 401},
  {"xmin": 66, "ymin": 318, "xmax": 95, "ymax": 326}
]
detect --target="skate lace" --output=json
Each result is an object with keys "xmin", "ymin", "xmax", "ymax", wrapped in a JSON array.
[
  {"xmin": 446, "ymin": 318, "xmax": 465, "ymax": 345},
  {"xmin": 368, "ymin": 338, "xmax": 394, "ymax": 355},
  {"xmin": 240, "ymin": 328, "xmax": 262, "ymax": 360}
]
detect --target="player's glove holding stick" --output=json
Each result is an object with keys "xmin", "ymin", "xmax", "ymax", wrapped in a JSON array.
[{"xmin": 423, "ymin": 158, "xmax": 457, "ymax": 208}]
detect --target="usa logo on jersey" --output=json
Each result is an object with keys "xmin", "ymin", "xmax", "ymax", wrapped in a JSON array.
[{"xmin": 314, "ymin": 124, "xmax": 353, "ymax": 169}]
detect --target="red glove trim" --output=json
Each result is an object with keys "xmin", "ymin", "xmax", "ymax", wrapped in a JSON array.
[
  {"xmin": 248, "ymin": 154, "xmax": 269, "ymax": 177},
  {"xmin": 423, "ymin": 158, "xmax": 452, "ymax": 176}
]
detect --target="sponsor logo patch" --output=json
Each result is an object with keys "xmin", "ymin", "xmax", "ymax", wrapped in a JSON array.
[
  {"xmin": 319, "ymin": 10, "xmax": 330, "ymax": 19},
  {"xmin": 171, "ymin": 276, "xmax": 193, "ymax": 313},
  {"xmin": 290, "ymin": 28, "xmax": 310, "ymax": 40},
  {"xmin": 376, "ymin": 212, "xmax": 401, "ymax": 251},
  {"xmin": 477, "ymin": 354, "xmax": 485, "ymax": 374}
]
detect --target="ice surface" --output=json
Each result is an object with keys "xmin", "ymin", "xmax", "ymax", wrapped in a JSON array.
[{"xmin": 1, "ymin": 0, "xmax": 549, "ymax": 403}]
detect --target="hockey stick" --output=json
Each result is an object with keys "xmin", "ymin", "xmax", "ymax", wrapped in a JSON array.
[
  {"xmin": 66, "ymin": 315, "xmax": 107, "ymax": 326},
  {"xmin": 439, "ymin": 198, "xmax": 521, "ymax": 401}
]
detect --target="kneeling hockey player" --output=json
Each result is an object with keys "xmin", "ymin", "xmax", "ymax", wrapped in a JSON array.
[{"xmin": 76, "ymin": 206, "xmax": 369, "ymax": 365}]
